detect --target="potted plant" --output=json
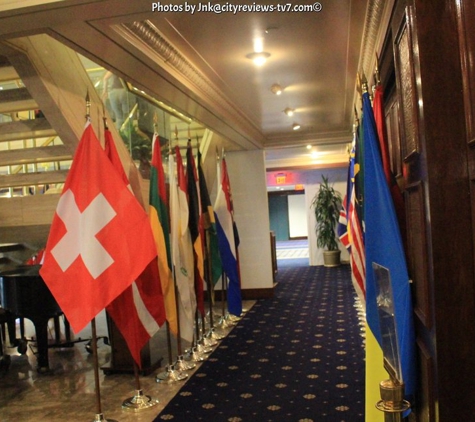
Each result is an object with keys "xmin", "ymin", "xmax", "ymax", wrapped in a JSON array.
[{"xmin": 311, "ymin": 175, "xmax": 343, "ymax": 267}]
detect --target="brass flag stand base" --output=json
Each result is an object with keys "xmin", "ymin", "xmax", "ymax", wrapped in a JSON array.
[
  {"xmin": 175, "ymin": 354, "xmax": 196, "ymax": 371},
  {"xmin": 93, "ymin": 413, "xmax": 118, "ymax": 422},
  {"xmin": 156, "ymin": 364, "xmax": 188, "ymax": 384},
  {"xmin": 375, "ymin": 379, "xmax": 411, "ymax": 422},
  {"xmin": 122, "ymin": 389, "xmax": 159, "ymax": 412},
  {"xmin": 189, "ymin": 346, "xmax": 205, "ymax": 362}
]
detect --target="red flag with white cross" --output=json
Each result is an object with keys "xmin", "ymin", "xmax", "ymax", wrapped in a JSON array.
[{"xmin": 40, "ymin": 123, "xmax": 157, "ymax": 333}]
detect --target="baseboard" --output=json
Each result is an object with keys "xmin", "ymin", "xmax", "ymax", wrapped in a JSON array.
[{"xmin": 241, "ymin": 287, "xmax": 274, "ymax": 300}]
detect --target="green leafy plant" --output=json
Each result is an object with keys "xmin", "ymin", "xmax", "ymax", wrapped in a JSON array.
[{"xmin": 311, "ymin": 175, "xmax": 342, "ymax": 251}]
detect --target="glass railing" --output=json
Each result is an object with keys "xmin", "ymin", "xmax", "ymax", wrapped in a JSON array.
[{"xmin": 79, "ymin": 54, "xmax": 207, "ymax": 180}]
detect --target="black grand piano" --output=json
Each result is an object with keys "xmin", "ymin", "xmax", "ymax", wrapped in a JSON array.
[{"xmin": 0, "ymin": 265, "xmax": 62, "ymax": 372}]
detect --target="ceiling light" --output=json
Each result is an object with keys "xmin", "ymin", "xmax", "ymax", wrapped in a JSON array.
[
  {"xmin": 292, "ymin": 123, "xmax": 301, "ymax": 131},
  {"xmin": 246, "ymin": 51, "xmax": 271, "ymax": 66},
  {"xmin": 284, "ymin": 107, "xmax": 294, "ymax": 117},
  {"xmin": 306, "ymin": 144, "xmax": 312, "ymax": 150},
  {"xmin": 271, "ymin": 83, "xmax": 282, "ymax": 95}
]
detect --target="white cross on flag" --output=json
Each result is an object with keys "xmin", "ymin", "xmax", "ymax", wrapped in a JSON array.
[{"xmin": 40, "ymin": 123, "xmax": 157, "ymax": 334}]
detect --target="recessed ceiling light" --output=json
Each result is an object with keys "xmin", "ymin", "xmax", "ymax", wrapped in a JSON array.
[
  {"xmin": 271, "ymin": 83, "xmax": 282, "ymax": 95},
  {"xmin": 246, "ymin": 51, "xmax": 271, "ymax": 66},
  {"xmin": 306, "ymin": 144, "xmax": 312, "ymax": 150},
  {"xmin": 292, "ymin": 123, "xmax": 301, "ymax": 130},
  {"xmin": 284, "ymin": 107, "xmax": 294, "ymax": 117}
]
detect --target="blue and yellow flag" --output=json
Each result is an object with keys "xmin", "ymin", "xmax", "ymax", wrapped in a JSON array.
[{"xmin": 362, "ymin": 90, "xmax": 416, "ymax": 420}]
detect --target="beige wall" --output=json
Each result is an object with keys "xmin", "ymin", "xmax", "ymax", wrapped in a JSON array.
[{"xmin": 224, "ymin": 149, "xmax": 274, "ymax": 291}]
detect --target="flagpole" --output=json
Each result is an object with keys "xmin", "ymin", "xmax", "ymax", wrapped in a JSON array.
[
  {"xmin": 151, "ymin": 124, "xmax": 176, "ymax": 371},
  {"xmin": 101, "ymin": 115, "xmax": 160, "ymax": 412},
  {"xmin": 156, "ymin": 141, "xmax": 191, "ymax": 383},
  {"xmin": 203, "ymin": 232, "xmax": 221, "ymax": 343},
  {"xmin": 171, "ymin": 135, "xmax": 196, "ymax": 372},
  {"xmin": 83, "ymin": 92, "xmax": 118, "ymax": 422},
  {"xmin": 122, "ymin": 361, "xmax": 159, "ymax": 411},
  {"xmin": 195, "ymin": 135, "xmax": 218, "ymax": 347}
]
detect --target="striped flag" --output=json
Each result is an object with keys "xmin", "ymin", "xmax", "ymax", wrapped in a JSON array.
[
  {"xmin": 373, "ymin": 84, "xmax": 407, "ymax": 240},
  {"xmin": 169, "ymin": 146, "xmax": 196, "ymax": 343},
  {"xmin": 150, "ymin": 134, "xmax": 178, "ymax": 336},
  {"xmin": 214, "ymin": 157, "xmax": 242, "ymax": 317},
  {"xmin": 337, "ymin": 157, "xmax": 351, "ymax": 250},
  {"xmin": 348, "ymin": 135, "xmax": 366, "ymax": 307},
  {"xmin": 197, "ymin": 151, "xmax": 222, "ymax": 286},
  {"xmin": 362, "ymin": 89, "xmax": 416, "ymax": 419},
  {"xmin": 186, "ymin": 140, "xmax": 205, "ymax": 317},
  {"xmin": 104, "ymin": 128, "xmax": 166, "ymax": 367}
]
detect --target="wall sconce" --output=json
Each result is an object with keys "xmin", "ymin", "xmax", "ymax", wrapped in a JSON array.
[
  {"xmin": 246, "ymin": 51, "xmax": 271, "ymax": 66},
  {"xmin": 270, "ymin": 83, "xmax": 283, "ymax": 95}
]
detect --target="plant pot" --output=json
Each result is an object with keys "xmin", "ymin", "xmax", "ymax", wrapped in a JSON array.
[{"xmin": 323, "ymin": 250, "xmax": 341, "ymax": 267}]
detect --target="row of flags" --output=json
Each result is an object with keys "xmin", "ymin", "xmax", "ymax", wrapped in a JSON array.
[
  {"xmin": 39, "ymin": 120, "xmax": 242, "ymax": 367},
  {"xmin": 338, "ymin": 81, "xmax": 416, "ymax": 420}
]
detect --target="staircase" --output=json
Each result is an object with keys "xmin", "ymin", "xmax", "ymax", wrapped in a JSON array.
[{"xmin": 0, "ymin": 35, "xmax": 114, "ymax": 250}]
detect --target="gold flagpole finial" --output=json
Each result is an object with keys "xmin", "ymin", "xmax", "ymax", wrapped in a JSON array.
[
  {"xmin": 374, "ymin": 52, "xmax": 381, "ymax": 85},
  {"xmin": 187, "ymin": 126, "xmax": 191, "ymax": 140},
  {"xmin": 353, "ymin": 105, "xmax": 359, "ymax": 132},
  {"xmin": 102, "ymin": 102, "xmax": 108, "ymax": 130},
  {"xmin": 153, "ymin": 112, "xmax": 159, "ymax": 134},
  {"xmin": 85, "ymin": 90, "xmax": 91, "ymax": 121},
  {"xmin": 361, "ymin": 72, "xmax": 368, "ymax": 94},
  {"xmin": 174, "ymin": 125, "xmax": 179, "ymax": 140}
]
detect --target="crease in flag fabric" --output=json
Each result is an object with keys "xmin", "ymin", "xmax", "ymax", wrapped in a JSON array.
[
  {"xmin": 169, "ymin": 147, "xmax": 196, "ymax": 344},
  {"xmin": 104, "ymin": 128, "xmax": 165, "ymax": 367},
  {"xmin": 213, "ymin": 157, "xmax": 242, "ymax": 317},
  {"xmin": 150, "ymin": 134, "xmax": 178, "ymax": 337}
]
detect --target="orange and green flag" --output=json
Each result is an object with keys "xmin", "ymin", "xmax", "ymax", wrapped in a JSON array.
[{"xmin": 150, "ymin": 134, "xmax": 178, "ymax": 336}]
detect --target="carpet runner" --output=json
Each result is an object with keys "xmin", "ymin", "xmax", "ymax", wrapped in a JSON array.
[{"xmin": 155, "ymin": 263, "xmax": 364, "ymax": 421}]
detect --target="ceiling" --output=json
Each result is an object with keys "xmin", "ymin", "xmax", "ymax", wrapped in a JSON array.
[{"xmin": 0, "ymin": 0, "xmax": 387, "ymax": 170}]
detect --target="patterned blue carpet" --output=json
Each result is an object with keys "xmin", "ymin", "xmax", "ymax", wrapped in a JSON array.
[{"xmin": 154, "ymin": 263, "xmax": 364, "ymax": 421}]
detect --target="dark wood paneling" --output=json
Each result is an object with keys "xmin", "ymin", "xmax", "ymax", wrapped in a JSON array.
[
  {"xmin": 416, "ymin": 339, "xmax": 435, "ymax": 422},
  {"xmin": 405, "ymin": 182, "xmax": 431, "ymax": 329},
  {"xmin": 394, "ymin": 9, "xmax": 420, "ymax": 163},
  {"xmin": 457, "ymin": 0, "xmax": 475, "ymax": 145},
  {"xmin": 385, "ymin": 92, "xmax": 402, "ymax": 177}
]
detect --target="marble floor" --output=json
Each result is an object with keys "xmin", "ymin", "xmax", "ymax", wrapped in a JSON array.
[{"xmin": 0, "ymin": 303, "xmax": 252, "ymax": 422}]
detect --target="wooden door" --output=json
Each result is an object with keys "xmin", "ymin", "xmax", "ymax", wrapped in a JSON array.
[{"xmin": 382, "ymin": 1, "xmax": 475, "ymax": 421}]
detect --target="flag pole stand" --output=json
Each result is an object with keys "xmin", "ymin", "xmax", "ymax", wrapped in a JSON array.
[
  {"xmin": 172, "ymin": 277, "xmax": 195, "ymax": 372},
  {"xmin": 224, "ymin": 276, "xmax": 239, "ymax": 326},
  {"xmin": 203, "ymin": 246, "xmax": 219, "ymax": 346},
  {"xmin": 186, "ymin": 323, "xmax": 204, "ymax": 363},
  {"xmin": 215, "ymin": 273, "xmax": 232, "ymax": 329},
  {"xmin": 375, "ymin": 379, "xmax": 410, "ymax": 422},
  {"xmin": 155, "ymin": 362, "xmax": 188, "ymax": 384},
  {"xmin": 122, "ymin": 361, "xmax": 159, "ymax": 411},
  {"xmin": 194, "ymin": 311, "xmax": 212, "ymax": 356},
  {"xmin": 156, "ymin": 281, "xmax": 190, "ymax": 382},
  {"xmin": 90, "ymin": 318, "xmax": 118, "ymax": 422}
]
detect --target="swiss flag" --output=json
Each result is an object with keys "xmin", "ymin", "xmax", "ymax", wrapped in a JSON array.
[{"xmin": 40, "ymin": 123, "xmax": 157, "ymax": 334}]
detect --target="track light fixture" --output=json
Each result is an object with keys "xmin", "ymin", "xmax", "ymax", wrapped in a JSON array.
[
  {"xmin": 284, "ymin": 107, "xmax": 294, "ymax": 116},
  {"xmin": 270, "ymin": 83, "xmax": 283, "ymax": 95},
  {"xmin": 292, "ymin": 123, "xmax": 301, "ymax": 130}
]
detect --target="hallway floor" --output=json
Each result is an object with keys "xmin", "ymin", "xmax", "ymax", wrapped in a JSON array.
[{"xmin": 0, "ymin": 304, "xmax": 252, "ymax": 422}]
